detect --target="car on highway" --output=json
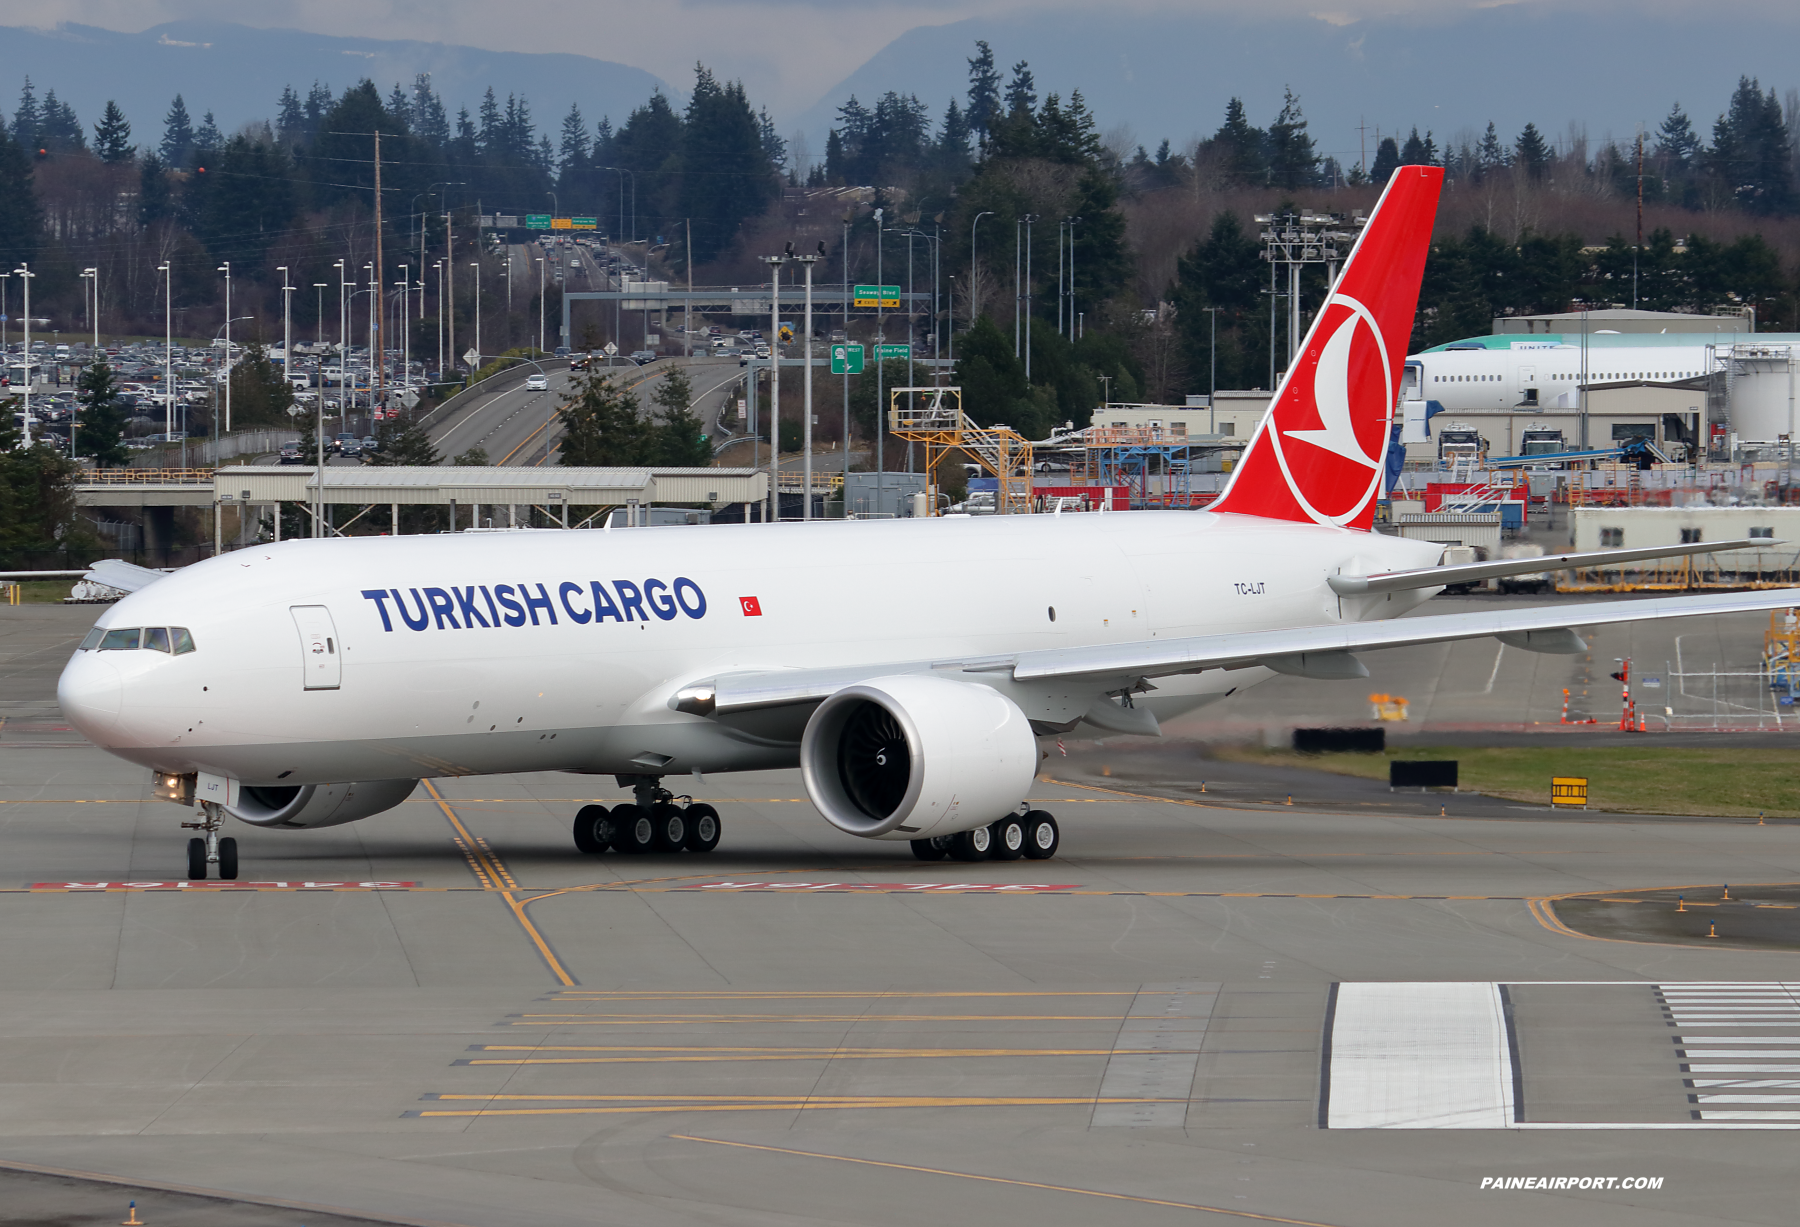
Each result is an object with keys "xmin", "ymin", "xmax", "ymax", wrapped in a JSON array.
[
  {"xmin": 630, "ymin": 350, "xmax": 657, "ymax": 364},
  {"xmin": 278, "ymin": 443, "xmax": 303, "ymax": 464},
  {"xmin": 332, "ymin": 432, "xmax": 359, "ymax": 455},
  {"xmin": 525, "ymin": 373, "xmax": 549, "ymax": 390}
]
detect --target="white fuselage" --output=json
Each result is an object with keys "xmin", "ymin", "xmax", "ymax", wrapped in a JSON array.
[
  {"xmin": 57, "ymin": 513, "xmax": 1442, "ymax": 787},
  {"xmin": 1408, "ymin": 333, "xmax": 1799, "ymax": 413}
]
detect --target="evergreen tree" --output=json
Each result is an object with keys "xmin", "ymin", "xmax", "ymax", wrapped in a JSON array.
[
  {"xmin": 276, "ymin": 86, "xmax": 305, "ymax": 145},
  {"xmin": 1476, "ymin": 122, "xmax": 1508, "ymax": 174},
  {"xmin": 1208, "ymin": 98, "xmax": 1266, "ymax": 183},
  {"xmin": 1265, "ymin": 87, "xmax": 1317, "ymax": 189},
  {"xmin": 193, "ymin": 111, "xmax": 222, "ymax": 158},
  {"xmin": 412, "ymin": 75, "xmax": 450, "ymax": 150},
  {"xmin": 1370, "ymin": 136, "xmax": 1400, "ymax": 184},
  {"xmin": 452, "ymin": 445, "xmax": 488, "ymax": 465},
  {"xmin": 37, "ymin": 90, "xmax": 84, "ymax": 153},
  {"xmin": 1399, "ymin": 127, "xmax": 1432, "ymax": 166},
  {"xmin": 137, "ymin": 153, "xmax": 171, "ymax": 227},
  {"xmin": 935, "ymin": 99, "xmax": 972, "ymax": 175},
  {"xmin": 559, "ymin": 102, "xmax": 589, "ymax": 180},
  {"xmin": 1171, "ymin": 210, "xmax": 1267, "ymax": 391},
  {"xmin": 371, "ymin": 415, "xmax": 441, "ymax": 466},
  {"xmin": 12, "ymin": 78, "xmax": 39, "ymax": 151},
  {"xmin": 161, "ymin": 95, "xmax": 195, "ymax": 166},
  {"xmin": 303, "ymin": 82, "xmax": 333, "ymax": 143},
  {"xmin": 75, "ymin": 359, "xmax": 130, "ymax": 467},
  {"xmin": 650, "ymin": 367, "xmax": 712, "ymax": 465},
  {"xmin": 0, "ymin": 123, "xmax": 41, "ymax": 271},
  {"xmin": 966, "ymin": 40, "xmax": 1002, "ymax": 151},
  {"xmin": 1514, "ymin": 122, "xmax": 1551, "ymax": 181},
  {"xmin": 1710, "ymin": 76, "xmax": 1795, "ymax": 215},
  {"xmin": 680, "ymin": 65, "xmax": 776, "ymax": 264},
  {"xmin": 952, "ymin": 315, "xmax": 1031, "ymax": 430},
  {"xmin": 385, "ymin": 82, "xmax": 414, "ymax": 131},
  {"xmin": 557, "ymin": 372, "xmax": 653, "ymax": 465},
  {"xmin": 0, "ymin": 412, "xmax": 85, "ymax": 564},
  {"xmin": 93, "ymin": 100, "xmax": 133, "ymax": 163},
  {"xmin": 1004, "ymin": 61, "xmax": 1037, "ymax": 119},
  {"xmin": 224, "ymin": 339, "xmax": 297, "ymax": 430},
  {"xmin": 758, "ymin": 105, "xmax": 785, "ymax": 171}
]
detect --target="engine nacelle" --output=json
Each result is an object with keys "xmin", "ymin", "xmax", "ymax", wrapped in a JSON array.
[
  {"xmin": 228, "ymin": 779, "xmax": 419, "ymax": 830},
  {"xmin": 800, "ymin": 675, "xmax": 1038, "ymax": 841}
]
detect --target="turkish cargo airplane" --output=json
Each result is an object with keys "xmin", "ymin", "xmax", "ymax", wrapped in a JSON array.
[{"xmin": 57, "ymin": 166, "xmax": 1796, "ymax": 881}]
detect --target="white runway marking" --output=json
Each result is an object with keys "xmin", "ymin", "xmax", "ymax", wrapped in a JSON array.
[
  {"xmin": 1322, "ymin": 982, "xmax": 1516, "ymax": 1128},
  {"xmin": 1666, "ymin": 983, "xmax": 1800, "ymax": 1123}
]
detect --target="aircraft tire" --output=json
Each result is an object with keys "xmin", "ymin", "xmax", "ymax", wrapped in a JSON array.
[
  {"xmin": 651, "ymin": 805, "xmax": 688, "ymax": 853},
  {"xmin": 683, "ymin": 805, "xmax": 721, "ymax": 852},
  {"xmin": 1022, "ymin": 812, "xmax": 1059, "ymax": 860},
  {"xmin": 989, "ymin": 816, "xmax": 1026, "ymax": 861},
  {"xmin": 186, "ymin": 837, "xmax": 207, "ymax": 881},
  {"xmin": 218, "ymin": 836, "xmax": 239, "ymax": 880},
  {"xmin": 611, "ymin": 804, "xmax": 655, "ymax": 854},
  {"xmin": 573, "ymin": 805, "xmax": 611, "ymax": 853},
  {"xmin": 949, "ymin": 826, "xmax": 991, "ymax": 862},
  {"xmin": 910, "ymin": 836, "xmax": 950, "ymax": 861}
]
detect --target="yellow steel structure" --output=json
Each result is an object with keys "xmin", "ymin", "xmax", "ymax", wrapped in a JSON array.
[{"xmin": 887, "ymin": 386, "xmax": 1033, "ymax": 515}]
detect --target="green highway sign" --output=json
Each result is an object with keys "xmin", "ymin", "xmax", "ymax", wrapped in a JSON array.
[
  {"xmin": 876, "ymin": 343, "xmax": 911, "ymax": 362},
  {"xmin": 853, "ymin": 284, "xmax": 901, "ymax": 308},
  {"xmin": 570, "ymin": 217, "xmax": 598, "ymax": 230},
  {"xmin": 830, "ymin": 343, "xmax": 865, "ymax": 375},
  {"xmin": 524, "ymin": 214, "xmax": 552, "ymax": 229}
]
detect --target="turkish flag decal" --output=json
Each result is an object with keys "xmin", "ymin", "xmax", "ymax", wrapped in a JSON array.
[{"xmin": 739, "ymin": 596, "xmax": 763, "ymax": 617}]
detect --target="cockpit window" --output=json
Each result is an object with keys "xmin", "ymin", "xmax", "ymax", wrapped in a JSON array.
[{"xmin": 81, "ymin": 626, "xmax": 196, "ymax": 654}]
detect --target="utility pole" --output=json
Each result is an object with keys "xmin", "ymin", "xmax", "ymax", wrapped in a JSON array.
[
  {"xmin": 12, "ymin": 264, "xmax": 31, "ymax": 447},
  {"xmin": 444, "ymin": 213, "xmax": 455, "ymax": 378},
  {"xmin": 218, "ymin": 261, "xmax": 232, "ymax": 434},
  {"xmin": 159, "ymin": 262, "xmax": 172, "ymax": 438},
  {"xmin": 1634, "ymin": 129, "xmax": 1644, "ymax": 311},
  {"xmin": 1022, "ymin": 214, "xmax": 1037, "ymax": 380},
  {"xmin": 971, "ymin": 210, "xmax": 993, "ymax": 327},
  {"xmin": 874, "ymin": 208, "xmax": 884, "ymax": 485},
  {"xmin": 1204, "ymin": 306, "xmax": 1220, "ymax": 434}
]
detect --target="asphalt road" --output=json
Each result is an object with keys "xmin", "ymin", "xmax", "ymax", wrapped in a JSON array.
[{"xmin": 5, "ymin": 598, "xmax": 1800, "ymax": 1225}]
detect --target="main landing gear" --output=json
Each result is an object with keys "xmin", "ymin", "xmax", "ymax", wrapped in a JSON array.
[
  {"xmin": 911, "ymin": 810, "xmax": 1059, "ymax": 863},
  {"xmin": 572, "ymin": 775, "xmax": 721, "ymax": 856},
  {"xmin": 181, "ymin": 801, "xmax": 239, "ymax": 880}
]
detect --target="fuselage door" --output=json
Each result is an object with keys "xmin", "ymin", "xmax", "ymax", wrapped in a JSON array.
[{"xmin": 291, "ymin": 605, "xmax": 342, "ymax": 690}]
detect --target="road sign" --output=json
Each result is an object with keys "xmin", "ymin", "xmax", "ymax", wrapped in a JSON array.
[
  {"xmin": 603, "ymin": 341, "xmax": 619, "ymax": 356},
  {"xmin": 1551, "ymin": 777, "xmax": 1588, "ymax": 807},
  {"xmin": 462, "ymin": 348, "xmax": 479, "ymax": 367},
  {"xmin": 876, "ymin": 343, "xmax": 911, "ymax": 362},
  {"xmin": 570, "ymin": 217, "xmax": 598, "ymax": 230},
  {"xmin": 524, "ymin": 214, "xmax": 552, "ymax": 230},
  {"xmin": 830, "ymin": 343, "xmax": 865, "ymax": 375},
  {"xmin": 397, "ymin": 388, "xmax": 420, "ymax": 409},
  {"xmin": 853, "ymin": 284, "xmax": 901, "ymax": 309}
]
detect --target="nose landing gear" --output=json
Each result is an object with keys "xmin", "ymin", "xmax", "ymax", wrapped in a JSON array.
[
  {"xmin": 181, "ymin": 802, "xmax": 239, "ymax": 880},
  {"xmin": 570, "ymin": 775, "xmax": 722, "ymax": 855}
]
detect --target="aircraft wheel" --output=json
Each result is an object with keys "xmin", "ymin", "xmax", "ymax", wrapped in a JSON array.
[
  {"xmin": 683, "ymin": 805, "xmax": 721, "ymax": 852},
  {"xmin": 573, "ymin": 804, "xmax": 611, "ymax": 853},
  {"xmin": 612, "ymin": 804, "xmax": 655, "ymax": 854},
  {"xmin": 651, "ymin": 804, "xmax": 688, "ymax": 853},
  {"xmin": 910, "ymin": 836, "xmax": 950, "ymax": 862},
  {"xmin": 949, "ymin": 825, "xmax": 991, "ymax": 862},
  {"xmin": 989, "ymin": 816, "xmax": 1026, "ymax": 861},
  {"xmin": 217, "ymin": 837, "xmax": 239, "ymax": 880},
  {"xmin": 186, "ymin": 837, "xmax": 207, "ymax": 881},
  {"xmin": 1022, "ymin": 811, "xmax": 1060, "ymax": 860}
]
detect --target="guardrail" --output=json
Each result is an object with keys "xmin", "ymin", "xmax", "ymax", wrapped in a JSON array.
[{"xmin": 77, "ymin": 468, "xmax": 215, "ymax": 485}]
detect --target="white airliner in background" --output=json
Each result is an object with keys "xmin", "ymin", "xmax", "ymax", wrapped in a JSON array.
[
  {"xmin": 1408, "ymin": 330, "xmax": 1796, "ymax": 414},
  {"xmin": 55, "ymin": 166, "xmax": 1800, "ymax": 880}
]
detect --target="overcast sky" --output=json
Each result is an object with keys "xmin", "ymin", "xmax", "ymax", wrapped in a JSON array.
[{"xmin": 1, "ymin": 0, "xmax": 1735, "ymax": 118}]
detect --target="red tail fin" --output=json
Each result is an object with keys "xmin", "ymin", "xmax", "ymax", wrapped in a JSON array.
[{"xmin": 1209, "ymin": 165, "xmax": 1443, "ymax": 531}]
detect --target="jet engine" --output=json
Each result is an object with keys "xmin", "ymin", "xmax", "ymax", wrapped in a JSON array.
[
  {"xmin": 799, "ymin": 675, "xmax": 1038, "ymax": 840},
  {"xmin": 227, "ymin": 779, "xmax": 420, "ymax": 830}
]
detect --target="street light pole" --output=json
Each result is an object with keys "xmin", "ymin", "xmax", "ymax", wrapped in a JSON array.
[
  {"xmin": 1023, "ymin": 214, "xmax": 1036, "ymax": 381},
  {"xmin": 159, "ymin": 262, "xmax": 173, "ymax": 437},
  {"xmin": 795, "ymin": 252, "xmax": 819, "ymax": 521},
  {"xmin": 971, "ymin": 211, "xmax": 993, "ymax": 326},
  {"xmin": 873, "ymin": 208, "xmax": 884, "ymax": 483},
  {"xmin": 277, "ymin": 266, "xmax": 292, "ymax": 386},
  {"xmin": 13, "ymin": 264, "xmax": 31, "ymax": 447},
  {"xmin": 536, "ymin": 258, "xmax": 545, "ymax": 354},
  {"xmin": 217, "ymin": 262, "xmax": 232, "ymax": 433},
  {"xmin": 758, "ymin": 254, "xmax": 788, "ymax": 523},
  {"xmin": 469, "ymin": 261, "xmax": 481, "ymax": 373}
]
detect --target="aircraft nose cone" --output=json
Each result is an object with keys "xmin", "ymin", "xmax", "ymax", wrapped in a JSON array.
[{"xmin": 57, "ymin": 652, "xmax": 122, "ymax": 744}]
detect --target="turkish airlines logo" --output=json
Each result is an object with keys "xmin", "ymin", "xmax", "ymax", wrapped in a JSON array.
[{"xmin": 1268, "ymin": 294, "xmax": 1393, "ymax": 527}]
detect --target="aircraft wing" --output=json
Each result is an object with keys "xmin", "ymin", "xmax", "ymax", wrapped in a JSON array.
[
  {"xmin": 1329, "ymin": 539, "xmax": 1782, "ymax": 595},
  {"xmin": 689, "ymin": 587, "xmax": 1800, "ymax": 716},
  {"xmin": 84, "ymin": 558, "xmax": 169, "ymax": 594}
]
